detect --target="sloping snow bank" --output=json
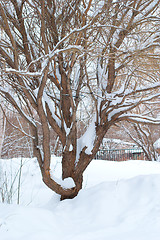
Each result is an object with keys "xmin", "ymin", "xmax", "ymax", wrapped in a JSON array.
[
  {"xmin": 83, "ymin": 159, "xmax": 160, "ymax": 187},
  {"xmin": 1, "ymin": 158, "xmax": 160, "ymax": 240}
]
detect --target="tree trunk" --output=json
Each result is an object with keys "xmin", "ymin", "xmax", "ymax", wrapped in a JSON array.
[
  {"xmin": 61, "ymin": 151, "xmax": 83, "ymax": 200},
  {"xmin": 0, "ymin": 109, "xmax": 6, "ymax": 159}
]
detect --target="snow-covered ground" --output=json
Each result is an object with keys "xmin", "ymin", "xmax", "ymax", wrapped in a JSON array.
[{"xmin": 1, "ymin": 157, "xmax": 160, "ymax": 240}]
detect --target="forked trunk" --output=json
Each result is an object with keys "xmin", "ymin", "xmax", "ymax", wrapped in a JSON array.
[{"xmin": 61, "ymin": 152, "xmax": 83, "ymax": 200}]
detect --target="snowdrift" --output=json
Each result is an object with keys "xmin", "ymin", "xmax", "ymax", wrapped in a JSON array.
[{"xmin": 0, "ymin": 158, "xmax": 160, "ymax": 240}]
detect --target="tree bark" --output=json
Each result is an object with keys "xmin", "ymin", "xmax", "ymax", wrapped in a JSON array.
[{"xmin": 61, "ymin": 150, "xmax": 83, "ymax": 200}]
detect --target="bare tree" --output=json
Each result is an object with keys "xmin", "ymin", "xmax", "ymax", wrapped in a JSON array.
[
  {"xmin": 0, "ymin": 97, "xmax": 6, "ymax": 158},
  {"xmin": 123, "ymin": 122, "xmax": 158, "ymax": 161},
  {"xmin": 123, "ymin": 100, "xmax": 160, "ymax": 161},
  {"xmin": 1, "ymin": 112, "xmax": 33, "ymax": 159},
  {"xmin": 0, "ymin": 0, "xmax": 160, "ymax": 199}
]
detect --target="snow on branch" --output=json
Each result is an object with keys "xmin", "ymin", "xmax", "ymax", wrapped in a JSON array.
[
  {"xmin": 119, "ymin": 114, "xmax": 160, "ymax": 125},
  {"xmin": 5, "ymin": 68, "xmax": 42, "ymax": 77},
  {"xmin": 4, "ymin": 45, "xmax": 83, "ymax": 77},
  {"xmin": 76, "ymin": 116, "xmax": 96, "ymax": 164}
]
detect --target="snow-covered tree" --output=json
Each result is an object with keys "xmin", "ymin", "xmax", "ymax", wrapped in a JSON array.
[
  {"xmin": 1, "ymin": 113, "xmax": 33, "ymax": 159},
  {"xmin": 0, "ymin": 0, "xmax": 160, "ymax": 199},
  {"xmin": 123, "ymin": 122, "xmax": 158, "ymax": 161}
]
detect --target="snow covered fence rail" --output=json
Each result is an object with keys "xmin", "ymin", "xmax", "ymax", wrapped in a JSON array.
[{"xmin": 95, "ymin": 148, "xmax": 145, "ymax": 161}]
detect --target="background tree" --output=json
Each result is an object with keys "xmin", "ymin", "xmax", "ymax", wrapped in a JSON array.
[
  {"xmin": 123, "ymin": 100, "xmax": 160, "ymax": 161},
  {"xmin": 0, "ymin": 0, "xmax": 160, "ymax": 199},
  {"xmin": 1, "ymin": 111, "xmax": 33, "ymax": 159},
  {"xmin": 123, "ymin": 122, "xmax": 158, "ymax": 161},
  {"xmin": 0, "ymin": 96, "xmax": 6, "ymax": 158}
]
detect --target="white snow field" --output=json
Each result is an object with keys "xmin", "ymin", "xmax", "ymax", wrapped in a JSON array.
[{"xmin": 1, "ymin": 157, "xmax": 160, "ymax": 240}]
